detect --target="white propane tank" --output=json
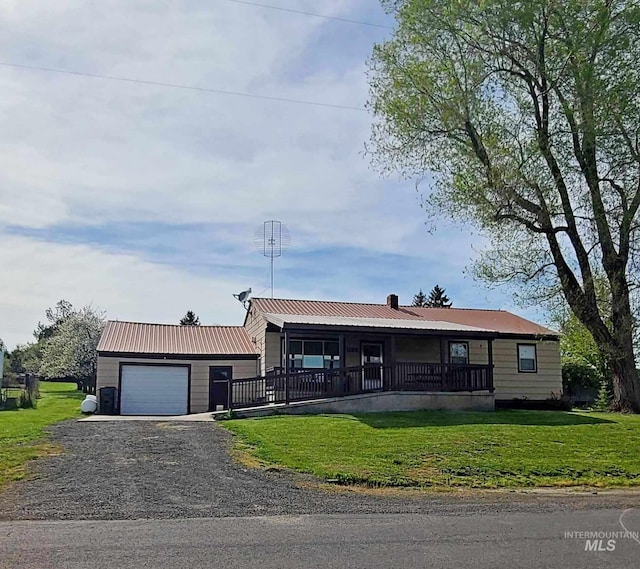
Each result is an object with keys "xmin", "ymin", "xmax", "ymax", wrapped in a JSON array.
[{"xmin": 81, "ymin": 396, "xmax": 98, "ymax": 414}]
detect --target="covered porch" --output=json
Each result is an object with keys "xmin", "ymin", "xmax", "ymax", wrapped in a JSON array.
[
  {"xmin": 273, "ymin": 326, "xmax": 495, "ymax": 391},
  {"xmin": 228, "ymin": 323, "xmax": 496, "ymax": 410}
]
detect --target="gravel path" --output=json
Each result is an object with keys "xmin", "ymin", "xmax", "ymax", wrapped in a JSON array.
[{"xmin": 0, "ymin": 421, "xmax": 636, "ymax": 521}]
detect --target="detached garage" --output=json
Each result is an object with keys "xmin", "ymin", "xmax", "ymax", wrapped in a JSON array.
[{"xmin": 96, "ymin": 321, "xmax": 259, "ymax": 416}]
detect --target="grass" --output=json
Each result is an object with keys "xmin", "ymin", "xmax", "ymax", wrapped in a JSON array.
[
  {"xmin": 0, "ymin": 382, "xmax": 84, "ymax": 488},
  {"xmin": 223, "ymin": 410, "xmax": 640, "ymax": 489}
]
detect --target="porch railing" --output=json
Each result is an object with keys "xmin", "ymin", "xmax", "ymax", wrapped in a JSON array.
[{"xmin": 227, "ymin": 362, "xmax": 493, "ymax": 411}]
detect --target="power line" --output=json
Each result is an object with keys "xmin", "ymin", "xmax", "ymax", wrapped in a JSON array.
[
  {"xmin": 0, "ymin": 61, "xmax": 367, "ymax": 111},
  {"xmin": 222, "ymin": 0, "xmax": 392, "ymax": 29}
]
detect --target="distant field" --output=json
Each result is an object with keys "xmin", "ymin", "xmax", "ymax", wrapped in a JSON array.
[
  {"xmin": 0, "ymin": 382, "xmax": 83, "ymax": 488},
  {"xmin": 224, "ymin": 410, "xmax": 640, "ymax": 489}
]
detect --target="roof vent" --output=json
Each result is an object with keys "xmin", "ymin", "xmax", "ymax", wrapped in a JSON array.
[{"xmin": 386, "ymin": 294, "xmax": 399, "ymax": 310}]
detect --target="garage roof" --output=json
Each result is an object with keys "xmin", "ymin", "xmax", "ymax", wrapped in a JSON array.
[{"xmin": 98, "ymin": 321, "xmax": 258, "ymax": 356}]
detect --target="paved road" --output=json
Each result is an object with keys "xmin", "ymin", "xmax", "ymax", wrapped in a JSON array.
[{"xmin": 2, "ymin": 510, "xmax": 639, "ymax": 569}]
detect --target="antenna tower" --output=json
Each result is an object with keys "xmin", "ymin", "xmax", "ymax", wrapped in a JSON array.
[{"xmin": 254, "ymin": 221, "xmax": 290, "ymax": 298}]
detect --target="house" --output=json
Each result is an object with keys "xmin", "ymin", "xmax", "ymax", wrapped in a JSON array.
[{"xmin": 96, "ymin": 294, "xmax": 561, "ymax": 415}]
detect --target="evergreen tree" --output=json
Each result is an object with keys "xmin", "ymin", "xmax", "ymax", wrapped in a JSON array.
[
  {"xmin": 593, "ymin": 379, "xmax": 613, "ymax": 412},
  {"xmin": 412, "ymin": 289, "xmax": 428, "ymax": 307},
  {"xmin": 180, "ymin": 311, "xmax": 201, "ymax": 326},
  {"xmin": 426, "ymin": 285, "xmax": 452, "ymax": 308}
]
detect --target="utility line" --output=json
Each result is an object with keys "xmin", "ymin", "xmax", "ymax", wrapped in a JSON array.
[
  {"xmin": 0, "ymin": 61, "xmax": 367, "ymax": 111},
  {"xmin": 222, "ymin": 0, "xmax": 392, "ymax": 29}
]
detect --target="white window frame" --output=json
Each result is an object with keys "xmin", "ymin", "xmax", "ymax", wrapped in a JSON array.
[
  {"xmin": 449, "ymin": 341, "xmax": 469, "ymax": 365},
  {"xmin": 517, "ymin": 343, "xmax": 537, "ymax": 373}
]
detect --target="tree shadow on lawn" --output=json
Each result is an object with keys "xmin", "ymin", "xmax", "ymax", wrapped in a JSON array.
[{"xmin": 351, "ymin": 410, "xmax": 616, "ymax": 429}]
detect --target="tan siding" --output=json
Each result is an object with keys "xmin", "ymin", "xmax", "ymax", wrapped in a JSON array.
[
  {"xmin": 97, "ymin": 356, "xmax": 259, "ymax": 414},
  {"xmin": 265, "ymin": 332, "xmax": 283, "ymax": 371},
  {"xmin": 493, "ymin": 339, "xmax": 562, "ymax": 400},
  {"xmin": 244, "ymin": 307, "xmax": 266, "ymax": 374}
]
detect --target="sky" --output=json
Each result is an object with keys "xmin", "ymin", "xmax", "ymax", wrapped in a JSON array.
[{"xmin": 0, "ymin": 0, "xmax": 523, "ymax": 349}]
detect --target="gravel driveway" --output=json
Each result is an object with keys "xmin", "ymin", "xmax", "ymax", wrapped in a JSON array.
[{"xmin": 1, "ymin": 420, "xmax": 636, "ymax": 521}]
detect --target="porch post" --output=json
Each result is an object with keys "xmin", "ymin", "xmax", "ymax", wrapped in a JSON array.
[
  {"xmin": 487, "ymin": 338, "xmax": 494, "ymax": 393},
  {"xmin": 338, "ymin": 333, "xmax": 345, "ymax": 391},
  {"xmin": 284, "ymin": 329, "xmax": 290, "ymax": 404},
  {"xmin": 440, "ymin": 336, "xmax": 447, "ymax": 390},
  {"xmin": 387, "ymin": 335, "xmax": 395, "ymax": 390}
]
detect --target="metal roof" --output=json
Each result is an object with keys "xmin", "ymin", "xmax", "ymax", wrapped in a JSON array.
[
  {"xmin": 263, "ymin": 313, "xmax": 492, "ymax": 333},
  {"xmin": 252, "ymin": 298, "xmax": 557, "ymax": 336},
  {"xmin": 97, "ymin": 321, "xmax": 258, "ymax": 356}
]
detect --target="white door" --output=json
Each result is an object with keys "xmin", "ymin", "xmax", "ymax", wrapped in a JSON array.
[
  {"xmin": 120, "ymin": 365, "xmax": 189, "ymax": 415},
  {"xmin": 361, "ymin": 343, "xmax": 384, "ymax": 390}
]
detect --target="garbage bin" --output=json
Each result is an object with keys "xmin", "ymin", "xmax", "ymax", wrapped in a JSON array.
[{"xmin": 99, "ymin": 386, "xmax": 118, "ymax": 415}]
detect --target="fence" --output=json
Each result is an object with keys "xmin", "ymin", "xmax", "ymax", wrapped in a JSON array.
[
  {"xmin": 227, "ymin": 362, "xmax": 493, "ymax": 410},
  {"xmin": 0, "ymin": 374, "xmax": 40, "ymax": 410}
]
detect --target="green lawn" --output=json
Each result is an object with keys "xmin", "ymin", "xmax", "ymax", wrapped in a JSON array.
[
  {"xmin": 223, "ymin": 410, "xmax": 640, "ymax": 489},
  {"xmin": 0, "ymin": 382, "xmax": 84, "ymax": 488}
]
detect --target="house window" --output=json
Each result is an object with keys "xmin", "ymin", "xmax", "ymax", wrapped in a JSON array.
[
  {"xmin": 518, "ymin": 344, "xmax": 537, "ymax": 372},
  {"xmin": 285, "ymin": 339, "xmax": 341, "ymax": 369},
  {"xmin": 449, "ymin": 342, "xmax": 469, "ymax": 365}
]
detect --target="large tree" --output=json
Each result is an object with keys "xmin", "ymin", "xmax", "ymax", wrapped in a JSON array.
[
  {"xmin": 39, "ymin": 305, "xmax": 105, "ymax": 382},
  {"xmin": 34, "ymin": 299, "xmax": 74, "ymax": 341},
  {"xmin": 368, "ymin": 0, "xmax": 640, "ymax": 411}
]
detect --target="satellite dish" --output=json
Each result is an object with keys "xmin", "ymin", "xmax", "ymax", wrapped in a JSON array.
[{"xmin": 233, "ymin": 288, "xmax": 252, "ymax": 308}]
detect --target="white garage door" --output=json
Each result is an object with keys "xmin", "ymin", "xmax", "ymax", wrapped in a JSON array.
[{"xmin": 120, "ymin": 365, "xmax": 189, "ymax": 415}]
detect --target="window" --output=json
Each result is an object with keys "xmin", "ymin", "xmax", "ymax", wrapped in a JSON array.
[
  {"xmin": 518, "ymin": 344, "xmax": 537, "ymax": 372},
  {"xmin": 285, "ymin": 339, "xmax": 341, "ymax": 369},
  {"xmin": 449, "ymin": 342, "xmax": 469, "ymax": 365}
]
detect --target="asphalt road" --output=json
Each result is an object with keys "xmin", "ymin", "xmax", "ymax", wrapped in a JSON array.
[{"xmin": 2, "ymin": 509, "xmax": 639, "ymax": 569}]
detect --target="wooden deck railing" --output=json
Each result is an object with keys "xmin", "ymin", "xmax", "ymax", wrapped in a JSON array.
[{"xmin": 227, "ymin": 362, "xmax": 493, "ymax": 410}]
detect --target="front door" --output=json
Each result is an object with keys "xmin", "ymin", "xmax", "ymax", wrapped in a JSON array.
[
  {"xmin": 209, "ymin": 366, "xmax": 232, "ymax": 411},
  {"xmin": 361, "ymin": 343, "xmax": 384, "ymax": 390}
]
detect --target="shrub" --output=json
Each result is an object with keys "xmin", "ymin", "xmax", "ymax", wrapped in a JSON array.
[
  {"xmin": 562, "ymin": 363, "xmax": 601, "ymax": 393},
  {"xmin": 496, "ymin": 394, "xmax": 572, "ymax": 411}
]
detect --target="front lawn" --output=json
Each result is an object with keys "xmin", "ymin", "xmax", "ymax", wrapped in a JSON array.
[
  {"xmin": 223, "ymin": 410, "xmax": 640, "ymax": 489},
  {"xmin": 0, "ymin": 382, "xmax": 84, "ymax": 488}
]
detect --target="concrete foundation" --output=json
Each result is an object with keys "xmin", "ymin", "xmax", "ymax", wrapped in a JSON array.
[{"xmin": 218, "ymin": 390, "xmax": 495, "ymax": 419}]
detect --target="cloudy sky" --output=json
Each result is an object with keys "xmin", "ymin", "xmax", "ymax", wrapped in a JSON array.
[{"xmin": 0, "ymin": 0, "xmax": 521, "ymax": 348}]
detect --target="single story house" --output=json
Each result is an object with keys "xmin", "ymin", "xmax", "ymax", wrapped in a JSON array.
[{"xmin": 96, "ymin": 294, "xmax": 561, "ymax": 415}]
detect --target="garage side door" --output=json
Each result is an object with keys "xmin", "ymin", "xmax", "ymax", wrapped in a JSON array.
[{"xmin": 120, "ymin": 365, "xmax": 189, "ymax": 415}]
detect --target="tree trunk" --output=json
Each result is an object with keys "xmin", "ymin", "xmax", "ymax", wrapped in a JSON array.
[{"xmin": 607, "ymin": 334, "xmax": 640, "ymax": 413}]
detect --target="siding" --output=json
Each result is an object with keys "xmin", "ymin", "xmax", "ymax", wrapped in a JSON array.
[
  {"xmin": 394, "ymin": 337, "xmax": 490, "ymax": 365},
  {"xmin": 97, "ymin": 356, "xmax": 259, "ymax": 414},
  {"xmin": 244, "ymin": 307, "xmax": 266, "ymax": 374},
  {"xmin": 264, "ymin": 332, "xmax": 283, "ymax": 371},
  {"xmin": 394, "ymin": 337, "xmax": 440, "ymax": 362},
  {"xmin": 492, "ymin": 339, "xmax": 562, "ymax": 400}
]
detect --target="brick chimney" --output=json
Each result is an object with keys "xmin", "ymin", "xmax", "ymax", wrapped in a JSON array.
[{"xmin": 386, "ymin": 294, "xmax": 399, "ymax": 310}]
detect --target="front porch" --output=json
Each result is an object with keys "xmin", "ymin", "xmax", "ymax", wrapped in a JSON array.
[
  {"xmin": 228, "ymin": 361, "xmax": 493, "ymax": 410},
  {"xmin": 216, "ymin": 327, "xmax": 497, "ymax": 411}
]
